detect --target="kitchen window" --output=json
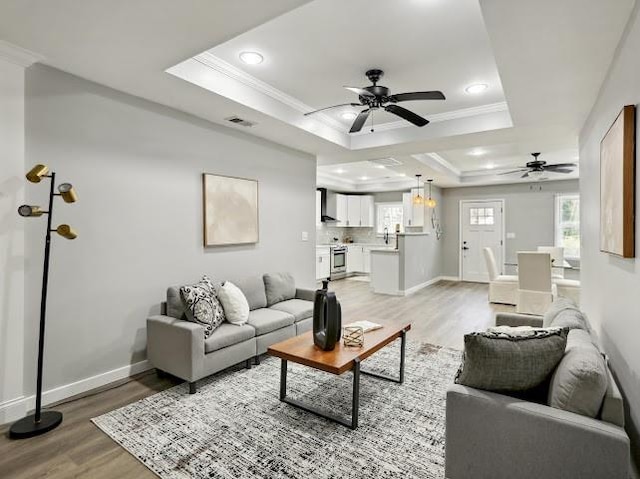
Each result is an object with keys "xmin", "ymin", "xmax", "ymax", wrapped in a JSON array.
[
  {"xmin": 376, "ymin": 202, "xmax": 404, "ymax": 235},
  {"xmin": 555, "ymin": 194, "xmax": 580, "ymax": 259}
]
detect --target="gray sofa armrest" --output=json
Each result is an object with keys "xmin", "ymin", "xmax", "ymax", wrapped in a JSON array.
[
  {"xmin": 147, "ymin": 315, "xmax": 204, "ymax": 382},
  {"xmin": 295, "ymin": 288, "xmax": 316, "ymax": 302},
  {"xmin": 495, "ymin": 312, "xmax": 543, "ymax": 327},
  {"xmin": 445, "ymin": 384, "xmax": 630, "ymax": 479}
]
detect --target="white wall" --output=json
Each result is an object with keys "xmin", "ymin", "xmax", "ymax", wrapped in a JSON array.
[
  {"xmin": 579, "ymin": 1, "xmax": 640, "ymax": 469},
  {"xmin": 0, "ymin": 57, "xmax": 26, "ymax": 423},
  {"xmin": 11, "ymin": 64, "xmax": 315, "ymax": 419},
  {"xmin": 441, "ymin": 180, "xmax": 580, "ymax": 278}
]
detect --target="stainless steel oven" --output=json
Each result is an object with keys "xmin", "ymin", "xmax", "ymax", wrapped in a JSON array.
[{"xmin": 330, "ymin": 245, "xmax": 347, "ymax": 280}]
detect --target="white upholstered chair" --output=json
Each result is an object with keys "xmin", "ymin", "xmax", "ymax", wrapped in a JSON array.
[
  {"xmin": 483, "ymin": 247, "xmax": 517, "ymax": 305},
  {"xmin": 516, "ymin": 251, "xmax": 557, "ymax": 315}
]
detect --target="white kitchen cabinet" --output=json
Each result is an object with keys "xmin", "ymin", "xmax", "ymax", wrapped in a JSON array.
[
  {"xmin": 362, "ymin": 247, "xmax": 372, "ymax": 273},
  {"xmin": 347, "ymin": 245, "xmax": 363, "ymax": 273},
  {"xmin": 315, "ymin": 190, "xmax": 322, "ymax": 226},
  {"xmin": 347, "ymin": 196, "xmax": 361, "ymax": 227},
  {"xmin": 316, "ymin": 247, "xmax": 331, "ymax": 280},
  {"xmin": 335, "ymin": 193, "xmax": 348, "ymax": 227},
  {"xmin": 360, "ymin": 195, "xmax": 374, "ymax": 227},
  {"xmin": 403, "ymin": 189, "xmax": 424, "ymax": 228}
]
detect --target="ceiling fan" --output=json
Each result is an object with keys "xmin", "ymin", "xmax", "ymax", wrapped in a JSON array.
[
  {"xmin": 498, "ymin": 153, "xmax": 577, "ymax": 179},
  {"xmin": 304, "ymin": 69, "xmax": 445, "ymax": 133}
]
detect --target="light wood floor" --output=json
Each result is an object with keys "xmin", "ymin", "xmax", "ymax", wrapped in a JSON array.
[{"xmin": 0, "ymin": 280, "xmax": 513, "ymax": 479}]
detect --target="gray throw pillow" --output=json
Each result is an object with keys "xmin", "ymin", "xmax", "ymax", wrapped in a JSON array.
[
  {"xmin": 263, "ymin": 272, "xmax": 296, "ymax": 306},
  {"xmin": 548, "ymin": 329, "xmax": 607, "ymax": 418},
  {"xmin": 180, "ymin": 276, "xmax": 225, "ymax": 338},
  {"xmin": 543, "ymin": 298, "xmax": 580, "ymax": 327},
  {"xmin": 455, "ymin": 327, "xmax": 569, "ymax": 392}
]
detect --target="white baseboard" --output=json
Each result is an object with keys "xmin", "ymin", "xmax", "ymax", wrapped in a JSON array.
[
  {"xmin": 438, "ymin": 276, "xmax": 461, "ymax": 282},
  {"xmin": 403, "ymin": 276, "xmax": 455, "ymax": 296},
  {"xmin": 0, "ymin": 359, "xmax": 152, "ymax": 425}
]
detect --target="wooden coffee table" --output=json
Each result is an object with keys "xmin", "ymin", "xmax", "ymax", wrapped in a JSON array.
[{"xmin": 267, "ymin": 322, "xmax": 411, "ymax": 429}]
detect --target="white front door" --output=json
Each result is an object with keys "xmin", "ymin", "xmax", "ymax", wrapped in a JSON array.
[{"xmin": 461, "ymin": 200, "xmax": 504, "ymax": 282}]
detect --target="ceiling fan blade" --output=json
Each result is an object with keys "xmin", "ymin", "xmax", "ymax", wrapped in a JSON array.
[
  {"xmin": 349, "ymin": 109, "xmax": 371, "ymax": 133},
  {"xmin": 384, "ymin": 104, "xmax": 429, "ymax": 127},
  {"xmin": 389, "ymin": 91, "xmax": 446, "ymax": 102},
  {"xmin": 543, "ymin": 163, "xmax": 577, "ymax": 170},
  {"xmin": 304, "ymin": 103, "xmax": 362, "ymax": 116},
  {"xmin": 521, "ymin": 172, "xmax": 530, "ymax": 178},
  {"xmin": 549, "ymin": 168, "xmax": 574, "ymax": 174},
  {"xmin": 344, "ymin": 86, "xmax": 375, "ymax": 97},
  {"xmin": 497, "ymin": 169, "xmax": 528, "ymax": 175}
]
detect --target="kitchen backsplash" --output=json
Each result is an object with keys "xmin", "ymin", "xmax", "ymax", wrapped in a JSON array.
[{"xmin": 316, "ymin": 224, "xmax": 424, "ymax": 245}]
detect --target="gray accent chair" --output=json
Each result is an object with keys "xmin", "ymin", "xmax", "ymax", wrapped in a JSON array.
[
  {"xmin": 445, "ymin": 302, "xmax": 630, "ymax": 479},
  {"xmin": 147, "ymin": 274, "xmax": 315, "ymax": 394}
]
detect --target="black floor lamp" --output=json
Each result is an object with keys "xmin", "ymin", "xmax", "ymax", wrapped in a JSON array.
[{"xmin": 10, "ymin": 164, "xmax": 78, "ymax": 439}]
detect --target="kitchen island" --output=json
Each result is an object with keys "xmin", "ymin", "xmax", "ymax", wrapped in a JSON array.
[{"xmin": 370, "ymin": 232, "xmax": 433, "ymax": 295}]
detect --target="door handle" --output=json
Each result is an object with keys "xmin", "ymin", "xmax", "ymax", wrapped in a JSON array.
[{"xmin": 462, "ymin": 246, "xmax": 469, "ymax": 250}]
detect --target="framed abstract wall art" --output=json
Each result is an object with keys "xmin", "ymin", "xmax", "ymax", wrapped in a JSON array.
[
  {"xmin": 600, "ymin": 105, "xmax": 636, "ymax": 258},
  {"xmin": 202, "ymin": 173, "xmax": 259, "ymax": 246}
]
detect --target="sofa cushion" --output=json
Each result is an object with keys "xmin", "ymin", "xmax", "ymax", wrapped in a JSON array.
[
  {"xmin": 550, "ymin": 308, "xmax": 589, "ymax": 332},
  {"xmin": 270, "ymin": 299, "xmax": 313, "ymax": 322},
  {"xmin": 548, "ymin": 329, "xmax": 608, "ymax": 418},
  {"xmin": 248, "ymin": 308, "xmax": 295, "ymax": 335},
  {"xmin": 204, "ymin": 323, "xmax": 255, "ymax": 354},
  {"xmin": 218, "ymin": 282, "xmax": 250, "ymax": 325},
  {"xmin": 235, "ymin": 275, "xmax": 267, "ymax": 311},
  {"xmin": 180, "ymin": 276, "xmax": 225, "ymax": 338},
  {"xmin": 166, "ymin": 286, "xmax": 187, "ymax": 320},
  {"xmin": 455, "ymin": 327, "xmax": 569, "ymax": 392},
  {"xmin": 542, "ymin": 298, "xmax": 580, "ymax": 327},
  {"xmin": 264, "ymin": 272, "xmax": 296, "ymax": 306}
]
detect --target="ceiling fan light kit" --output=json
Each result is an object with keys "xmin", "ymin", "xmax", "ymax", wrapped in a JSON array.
[
  {"xmin": 305, "ymin": 69, "xmax": 445, "ymax": 133},
  {"xmin": 497, "ymin": 152, "xmax": 577, "ymax": 180}
]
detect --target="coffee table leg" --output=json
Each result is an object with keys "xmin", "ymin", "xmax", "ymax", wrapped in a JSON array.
[
  {"xmin": 280, "ymin": 359, "xmax": 287, "ymax": 401},
  {"xmin": 351, "ymin": 358, "xmax": 360, "ymax": 429},
  {"xmin": 360, "ymin": 329, "xmax": 408, "ymax": 384},
  {"xmin": 399, "ymin": 329, "xmax": 406, "ymax": 384}
]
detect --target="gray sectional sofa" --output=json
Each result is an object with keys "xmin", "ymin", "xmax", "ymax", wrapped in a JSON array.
[
  {"xmin": 445, "ymin": 299, "xmax": 630, "ymax": 479},
  {"xmin": 147, "ymin": 274, "xmax": 315, "ymax": 393}
]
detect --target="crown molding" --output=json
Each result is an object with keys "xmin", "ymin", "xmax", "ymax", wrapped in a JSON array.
[
  {"xmin": 412, "ymin": 152, "xmax": 462, "ymax": 178},
  {"xmin": 350, "ymin": 102, "xmax": 509, "ymax": 135},
  {"xmin": 194, "ymin": 52, "xmax": 344, "ymax": 131},
  {"xmin": 0, "ymin": 40, "xmax": 42, "ymax": 68}
]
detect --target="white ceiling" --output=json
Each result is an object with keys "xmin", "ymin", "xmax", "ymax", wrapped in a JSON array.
[
  {"xmin": 0, "ymin": 0, "xmax": 635, "ymax": 190},
  {"xmin": 207, "ymin": 0, "xmax": 505, "ymax": 129}
]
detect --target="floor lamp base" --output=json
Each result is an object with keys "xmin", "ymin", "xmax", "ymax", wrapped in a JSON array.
[{"xmin": 9, "ymin": 411, "xmax": 63, "ymax": 439}]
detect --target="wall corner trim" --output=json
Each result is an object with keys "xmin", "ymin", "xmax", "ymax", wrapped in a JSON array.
[{"xmin": 0, "ymin": 40, "xmax": 43, "ymax": 68}]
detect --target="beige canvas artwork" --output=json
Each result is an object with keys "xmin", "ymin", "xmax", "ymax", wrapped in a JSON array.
[
  {"xmin": 600, "ymin": 105, "xmax": 635, "ymax": 258},
  {"xmin": 203, "ymin": 174, "xmax": 258, "ymax": 246}
]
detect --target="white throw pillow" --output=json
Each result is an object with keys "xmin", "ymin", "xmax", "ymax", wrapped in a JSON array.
[{"xmin": 218, "ymin": 281, "xmax": 250, "ymax": 325}]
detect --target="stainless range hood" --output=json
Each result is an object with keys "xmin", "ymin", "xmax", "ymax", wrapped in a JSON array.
[{"xmin": 318, "ymin": 188, "xmax": 336, "ymax": 222}]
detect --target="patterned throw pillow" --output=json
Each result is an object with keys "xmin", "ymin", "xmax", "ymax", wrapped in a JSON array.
[
  {"xmin": 180, "ymin": 276, "xmax": 225, "ymax": 338},
  {"xmin": 455, "ymin": 327, "xmax": 569, "ymax": 392}
]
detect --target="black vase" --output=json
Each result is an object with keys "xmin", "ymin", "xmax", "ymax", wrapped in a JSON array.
[{"xmin": 313, "ymin": 280, "xmax": 342, "ymax": 351}]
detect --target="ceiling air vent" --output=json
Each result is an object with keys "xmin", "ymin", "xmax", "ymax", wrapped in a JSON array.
[
  {"xmin": 370, "ymin": 157, "xmax": 403, "ymax": 167},
  {"xmin": 225, "ymin": 116, "xmax": 256, "ymax": 127}
]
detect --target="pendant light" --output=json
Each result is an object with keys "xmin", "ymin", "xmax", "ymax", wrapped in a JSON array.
[
  {"xmin": 426, "ymin": 179, "xmax": 437, "ymax": 208},
  {"xmin": 412, "ymin": 174, "xmax": 424, "ymax": 205}
]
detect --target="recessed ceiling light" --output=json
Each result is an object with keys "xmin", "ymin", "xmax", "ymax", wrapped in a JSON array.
[
  {"xmin": 239, "ymin": 51, "xmax": 264, "ymax": 65},
  {"xmin": 485, "ymin": 163, "xmax": 495, "ymax": 170},
  {"xmin": 341, "ymin": 112, "xmax": 357, "ymax": 121},
  {"xmin": 465, "ymin": 83, "xmax": 488, "ymax": 94},
  {"xmin": 397, "ymin": 173, "xmax": 407, "ymax": 177},
  {"xmin": 374, "ymin": 165, "xmax": 386, "ymax": 169},
  {"xmin": 334, "ymin": 168, "xmax": 346, "ymax": 174},
  {"xmin": 468, "ymin": 149, "xmax": 486, "ymax": 156},
  {"xmin": 360, "ymin": 176, "xmax": 369, "ymax": 181}
]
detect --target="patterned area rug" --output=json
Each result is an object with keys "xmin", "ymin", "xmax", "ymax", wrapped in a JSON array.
[{"xmin": 92, "ymin": 341, "xmax": 461, "ymax": 479}]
